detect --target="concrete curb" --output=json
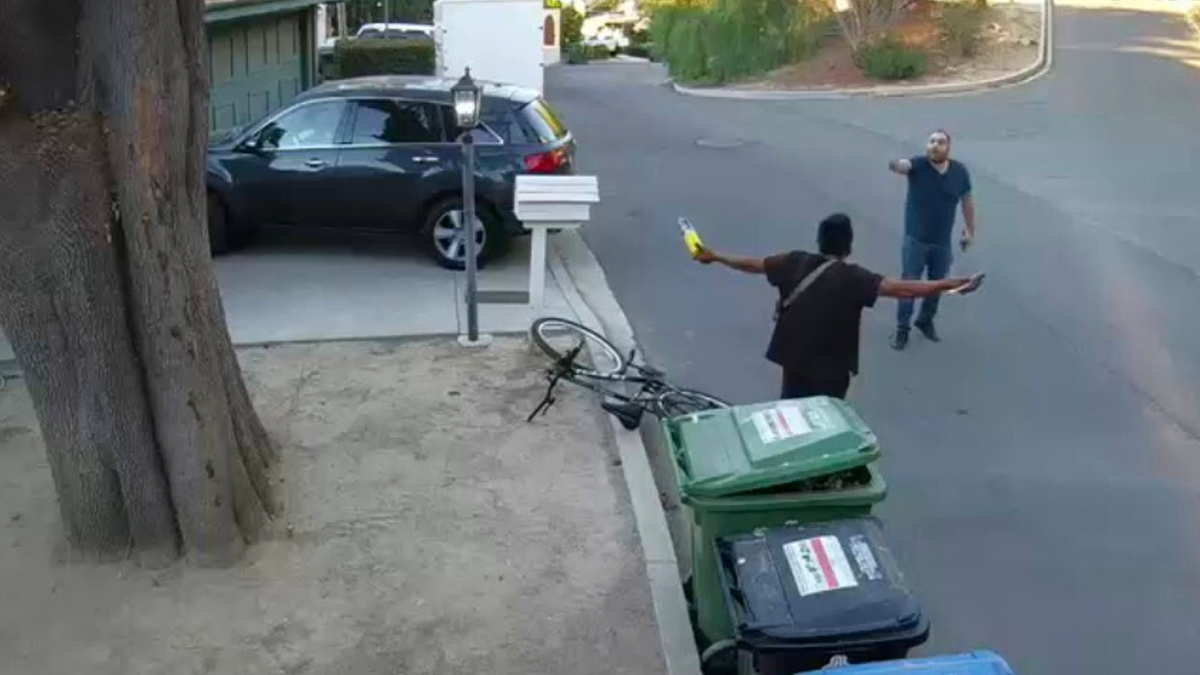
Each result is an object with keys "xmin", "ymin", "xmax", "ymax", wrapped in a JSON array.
[
  {"xmin": 549, "ymin": 231, "xmax": 703, "ymax": 675},
  {"xmin": 672, "ymin": 0, "xmax": 1054, "ymax": 101}
]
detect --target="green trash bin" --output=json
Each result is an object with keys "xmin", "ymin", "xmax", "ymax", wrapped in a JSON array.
[{"xmin": 661, "ymin": 397, "xmax": 888, "ymax": 646}]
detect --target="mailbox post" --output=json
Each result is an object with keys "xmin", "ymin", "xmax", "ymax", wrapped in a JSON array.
[{"xmin": 514, "ymin": 175, "xmax": 599, "ymax": 308}]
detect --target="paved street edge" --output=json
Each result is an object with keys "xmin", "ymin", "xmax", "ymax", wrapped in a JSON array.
[
  {"xmin": 550, "ymin": 231, "xmax": 704, "ymax": 675},
  {"xmin": 672, "ymin": 0, "xmax": 1054, "ymax": 101}
]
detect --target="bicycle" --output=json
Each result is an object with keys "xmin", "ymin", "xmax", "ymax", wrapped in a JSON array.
[{"xmin": 527, "ymin": 317, "xmax": 730, "ymax": 429}]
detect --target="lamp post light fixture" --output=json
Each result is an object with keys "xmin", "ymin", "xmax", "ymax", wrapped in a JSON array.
[
  {"xmin": 452, "ymin": 68, "xmax": 486, "ymax": 345},
  {"xmin": 452, "ymin": 67, "xmax": 483, "ymax": 129}
]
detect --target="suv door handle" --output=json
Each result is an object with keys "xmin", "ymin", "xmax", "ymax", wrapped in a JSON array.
[
  {"xmin": 305, "ymin": 158, "xmax": 327, "ymax": 168},
  {"xmin": 412, "ymin": 156, "xmax": 440, "ymax": 164}
]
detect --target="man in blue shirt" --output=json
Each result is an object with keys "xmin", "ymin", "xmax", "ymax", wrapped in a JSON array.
[{"xmin": 888, "ymin": 129, "xmax": 976, "ymax": 350}]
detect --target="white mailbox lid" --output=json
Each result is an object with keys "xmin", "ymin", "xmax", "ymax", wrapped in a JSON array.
[{"xmin": 515, "ymin": 175, "xmax": 600, "ymax": 204}]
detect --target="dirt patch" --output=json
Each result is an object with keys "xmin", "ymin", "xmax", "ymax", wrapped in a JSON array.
[
  {"xmin": 0, "ymin": 338, "xmax": 664, "ymax": 675},
  {"xmin": 742, "ymin": 0, "xmax": 1041, "ymax": 90}
]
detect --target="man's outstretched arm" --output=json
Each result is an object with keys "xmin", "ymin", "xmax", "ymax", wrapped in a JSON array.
[
  {"xmin": 693, "ymin": 248, "xmax": 766, "ymax": 274},
  {"xmin": 888, "ymin": 158, "xmax": 913, "ymax": 175},
  {"xmin": 879, "ymin": 277, "xmax": 968, "ymax": 299}
]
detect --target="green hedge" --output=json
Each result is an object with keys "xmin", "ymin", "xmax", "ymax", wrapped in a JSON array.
[
  {"xmin": 334, "ymin": 38, "xmax": 435, "ymax": 78},
  {"xmin": 622, "ymin": 44, "xmax": 654, "ymax": 59},
  {"xmin": 566, "ymin": 42, "xmax": 590, "ymax": 64},
  {"xmin": 650, "ymin": 0, "xmax": 831, "ymax": 84}
]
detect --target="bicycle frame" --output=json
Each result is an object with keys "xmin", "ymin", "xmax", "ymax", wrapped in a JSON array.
[{"xmin": 527, "ymin": 345, "xmax": 681, "ymax": 422}]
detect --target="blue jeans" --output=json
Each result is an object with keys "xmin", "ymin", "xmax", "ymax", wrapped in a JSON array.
[{"xmin": 896, "ymin": 237, "xmax": 953, "ymax": 330}]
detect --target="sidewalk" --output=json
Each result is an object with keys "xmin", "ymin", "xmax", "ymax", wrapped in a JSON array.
[{"xmin": 0, "ymin": 336, "xmax": 666, "ymax": 675}]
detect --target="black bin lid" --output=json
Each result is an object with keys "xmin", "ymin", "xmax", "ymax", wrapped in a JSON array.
[{"xmin": 716, "ymin": 518, "xmax": 925, "ymax": 648}]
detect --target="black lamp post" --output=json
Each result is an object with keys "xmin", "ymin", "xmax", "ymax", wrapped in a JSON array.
[{"xmin": 452, "ymin": 68, "xmax": 484, "ymax": 343}]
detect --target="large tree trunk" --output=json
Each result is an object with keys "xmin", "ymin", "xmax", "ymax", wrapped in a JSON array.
[{"xmin": 0, "ymin": 0, "xmax": 276, "ymax": 565}]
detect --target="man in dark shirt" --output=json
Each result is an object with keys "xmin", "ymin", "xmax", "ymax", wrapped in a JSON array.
[
  {"xmin": 888, "ymin": 129, "xmax": 976, "ymax": 350},
  {"xmin": 693, "ymin": 213, "xmax": 978, "ymax": 399}
]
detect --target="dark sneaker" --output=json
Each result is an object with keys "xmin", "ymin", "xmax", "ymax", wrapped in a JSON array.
[
  {"xmin": 890, "ymin": 329, "xmax": 910, "ymax": 351},
  {"xmin": 914, "ymin": 319, "xmax": 941, "ymax": 342}
]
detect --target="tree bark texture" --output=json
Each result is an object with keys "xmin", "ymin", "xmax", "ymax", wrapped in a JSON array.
[{"xmin": 0, "ymin": 0, "xmax": 276, "ymax": 565}]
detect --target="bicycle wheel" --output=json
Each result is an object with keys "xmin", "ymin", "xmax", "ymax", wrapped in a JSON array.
[
  {"xmin": 654, "ymin": 388, "xmax": 729, "ymax": 418},
  {"xmin": 531, "ymin": 317, "xmax": 626, "ymax": 377}
]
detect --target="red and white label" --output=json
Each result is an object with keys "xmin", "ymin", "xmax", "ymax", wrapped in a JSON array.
[
  {"xmin": 783, "ymin": 536, "xmax": 859, "ymax": 596},
  {"xmin": 750, "ymin": 405, "xmax": 811, "ymax": 444}
]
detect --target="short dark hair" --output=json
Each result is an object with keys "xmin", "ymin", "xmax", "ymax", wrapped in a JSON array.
[{"xmin": 817, "ymin": 213, "xmax": 853, "ymax": 257}]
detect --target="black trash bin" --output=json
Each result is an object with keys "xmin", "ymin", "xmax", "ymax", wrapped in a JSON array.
[{"xmin": 714, "ymin": 518, "xmax": 930, "ymax": 675}]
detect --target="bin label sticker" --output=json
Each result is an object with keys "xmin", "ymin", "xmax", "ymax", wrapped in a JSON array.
[
  {"xmin": 783, "ymin": 536, "xmax": 859, "ymax": 596},
  {"xmin": 750, "ymin": 405, "xmax": 811, "ymax": 444},
  {"xmin": 849, "ymin": 535, "xmax": 882, "ymax": 581}
]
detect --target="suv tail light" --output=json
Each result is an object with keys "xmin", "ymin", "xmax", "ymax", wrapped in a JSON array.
[{"xmin": 524, "ymin": 147, "xmax": 567, "ymax": 174}]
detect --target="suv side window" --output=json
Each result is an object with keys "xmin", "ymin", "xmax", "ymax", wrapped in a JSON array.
[
  {"xmin": 258, "ymin": 100, "xmax": 347, "ymax": 150},
  {"xmin": 350, "ymin": 99, "xmax": 443, "ymax": 145},
  {"xmin": 440, "ymin": 105, "xmax": 504, "ymax": 145}
]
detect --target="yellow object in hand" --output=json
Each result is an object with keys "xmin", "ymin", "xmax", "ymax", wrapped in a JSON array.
[{"xmin": 678, "ymin": 217, "xmax": 704, "ymax": 256}]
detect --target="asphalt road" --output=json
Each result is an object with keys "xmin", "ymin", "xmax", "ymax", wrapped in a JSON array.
[{"xmin": 548, "ymin": 5, "xmax": 1200, "ymax": 674}]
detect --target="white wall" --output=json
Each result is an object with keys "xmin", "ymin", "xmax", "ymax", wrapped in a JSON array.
[{"xmin": 435, "ymin": 0, "xmax": 545, "ymax": 93}]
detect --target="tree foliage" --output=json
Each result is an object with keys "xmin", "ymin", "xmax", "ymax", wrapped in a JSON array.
[{"xmin": 562, "ymin": 5, "xmax": 585, "ymax": 45}]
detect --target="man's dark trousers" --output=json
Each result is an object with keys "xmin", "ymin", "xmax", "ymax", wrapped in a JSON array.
[{"xmin": 896, "ymin": 236, "xmax": 953, "ymax": 329}]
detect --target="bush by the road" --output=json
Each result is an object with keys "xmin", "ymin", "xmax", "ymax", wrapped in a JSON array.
[
  {"xmin": 622, "ymin": 44, "xmax": 654, "ymax": 59},
  {"xmin": 334, "ymin": 38, "xmax": 435, "ymax": 78},
  {"xmin": 936, "ymin": 0, "xmax": 989, "ymax": 58},
  {"xmin": 650, "ymin": 0, "xmax": 831, "ymax": 84},
  {"xmin": 566, "ymin": 42, "xmax": 591, "ymax": 64},
  {"xmin": 858, "ymin": 36, "xmax": 927, "ymax": 80}
]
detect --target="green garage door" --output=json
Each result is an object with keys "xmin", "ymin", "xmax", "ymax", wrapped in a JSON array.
[{"xmin": 208, "ymin": 13, "xmax": 306, "ymax": 134}]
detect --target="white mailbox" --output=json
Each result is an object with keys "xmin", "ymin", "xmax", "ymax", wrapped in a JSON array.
[{"xmin": 515, "ymin": 175, "xmax": 600, "ymax": 308}]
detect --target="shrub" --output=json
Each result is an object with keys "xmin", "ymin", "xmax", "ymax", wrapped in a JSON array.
[
  {"xmin": 622, "ymin": 44, "xmax": 654, "ymax": 59},
  {"xmin": 589, "ymin": 44, "xmax": 613, "ymax": 60},
  {"xmin": 937, "ymin": 0, "xmax": 989, "ymax": 58},
  {"xmin": 858, "ymin": 36, "xmax": 927, "ymax": 79},
  {"xmin": 566, "ymin": 42, "xmax": 590, "ymax": 64},
  {"xmin": 334, "ymin": 38, "xmax": 434, "ymax": 78},
  {"xmin": 831, "ymin": 0, "xmax": 907, "ymax": 54}
]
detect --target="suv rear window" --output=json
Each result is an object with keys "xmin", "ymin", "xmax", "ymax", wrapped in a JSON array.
[{"xmin": 519, "ymin": 99, "xmax": 568, "ymax": 144}]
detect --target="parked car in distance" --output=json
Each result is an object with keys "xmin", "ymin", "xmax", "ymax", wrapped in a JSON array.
[
  {"xmin": 206, "ymin": 76, "xmax": 576, "ymax": 268},
  {"xmin": 354, "ymin": 22, "xmax": 434, "ymax": 40},
  {"xmin": 583, "ymin": 26, "xmax": 630, "ymax": 55}
]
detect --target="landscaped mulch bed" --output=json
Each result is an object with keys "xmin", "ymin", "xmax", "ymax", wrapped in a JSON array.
[{"xmin": 738, "ymin": 0, "xmax": 1041, "ymax": 90}]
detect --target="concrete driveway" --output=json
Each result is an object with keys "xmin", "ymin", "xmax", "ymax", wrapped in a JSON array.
[{"xmin": 547, "ymin": 4, "xmax": 1200, "ymax": 673}]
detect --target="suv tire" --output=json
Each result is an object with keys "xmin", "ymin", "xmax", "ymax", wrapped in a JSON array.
[{"xmin": 423, "ymin": 196, "xmax": 507, "ymax": 270}]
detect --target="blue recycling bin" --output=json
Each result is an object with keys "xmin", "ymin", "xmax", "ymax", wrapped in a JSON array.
[{"xmin": 796, "ymin": 651, "xmax": 1015, "ymax": 674}]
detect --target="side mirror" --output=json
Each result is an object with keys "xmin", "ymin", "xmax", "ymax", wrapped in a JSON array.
[{"xmin": 237, "ymin": 136, "xmax": 262, "ymax": 153}]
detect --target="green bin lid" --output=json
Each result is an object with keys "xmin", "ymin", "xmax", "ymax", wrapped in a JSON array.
[{"xmin": 664, "ymin": 397, "xmax": 880, "ymax": 498}]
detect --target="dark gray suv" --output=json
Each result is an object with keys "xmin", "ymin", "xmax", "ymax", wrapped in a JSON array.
[{"xmin": 206, "ymin": 76, "xmax": 575, "ymax": 268}]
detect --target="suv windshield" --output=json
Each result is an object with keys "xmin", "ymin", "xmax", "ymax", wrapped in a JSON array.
[{"xmin": 521, "ymin": 99, "xmax": 568, "ymax": 143}]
